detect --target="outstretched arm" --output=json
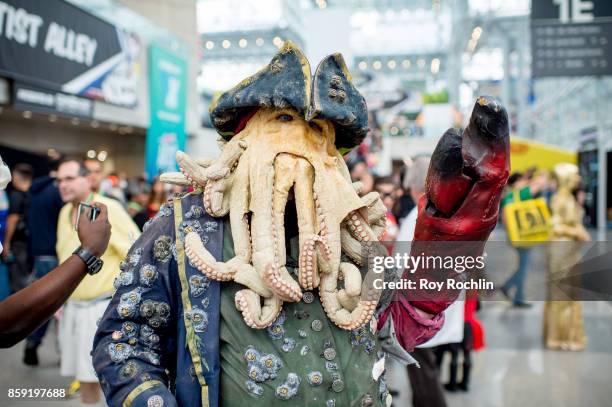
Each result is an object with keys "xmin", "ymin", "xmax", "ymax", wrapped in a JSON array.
[
  {"xmin": 0, "ymin": 203, "xmax": 111, "ymax": 348},
  {"xmin": 378, "ymin": 96, "xmax": 510, "ymax": 351}
]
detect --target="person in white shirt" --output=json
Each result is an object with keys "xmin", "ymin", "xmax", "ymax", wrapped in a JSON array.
[{"xmin": 394, "ymin": 155, "xmax": 465, "ymax": 407}]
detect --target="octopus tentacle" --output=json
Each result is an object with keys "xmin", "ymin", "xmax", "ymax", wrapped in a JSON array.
[
  {"xmin": 234, "ymin": 265, "xmax": 273, "ymax": 298},
  {"xmin": 185, "ymin": 154, "xmax": 253, "ymax": 282},
  {"xmin": 319, "ymin": 209, "xmax": 382, "ymax": 330},
  {"xmin": 194, "ymin": 157, "xmax": 215, "ymax": 168},
  {"xmin": 204, "ymin": 138, "xmax": 247, "ymax": 181},
  {"xmin": 293, "ymin": 157, "xmax": 330, "ymax": 290},
  {"xmin": 298, "ymin": 235, "xmax": 330, "ymax": 290},
  {"xmin": 340, "ymin": 191, "xmax": 387, "ymax": 265},
  {"xmin": 202, "ymin": 139, "xmax": 247, "ymax": 217},
  {"xmin": 177, "ymin": 151, "xmax": 208, "ymax": 187},
  {"xmin": 319, "ymin": 266, "xmax": 378, "ymax": 330},
  {"xmin": 335, "ymin": 262, "xmax": 362, "ymax": 311},
  {"xmin": 340, "ymin": 226, "xmax": 362, "ymax": 266},
  {"xmin": 159, "ymin": 172, "xmax": 192, "ymax": 187},
  {"xmin": 313, "ymin": 190, "xmax": 334, "ymax": 275},
  {"xmin": 235, "ymin": 289, "xmax": 282, "ymax": 329},
  {"xmin": 203, "ymin": 177, "xmax": 232, "ymax": 217},
  {"xmin": 261, "ymin": 154, "xmax": 303, "ymax": 302},
  {"xmin": 337, "ymin": 289, "xmax": 359, "ymax": 311},
  {"xmin": 262, "ymin": 264, "xmax": 301, "ymax": 302},
  {"xmin": 298, "ymin": 236, "xmax": 317, "ymax": 290},
  {"xmin": 339, "ymin": 262, "xmax": 362, "ymax": 297},
  {"xmin": 360, "ymin": 192, "xmax": 387, "ymax": 240},
  {"xmin": 185, "ymin": 232, "xmax": 236, "ymax": 281}
]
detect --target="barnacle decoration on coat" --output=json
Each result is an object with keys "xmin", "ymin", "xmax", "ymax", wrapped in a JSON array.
[{"xmin": 161, "ymin": 41, "xmax": 388, "ymax": 331}]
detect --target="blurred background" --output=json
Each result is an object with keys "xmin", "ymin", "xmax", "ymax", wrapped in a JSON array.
[{"xmin": 0, "ymin": 0, "xmax": 611, "ymax": 406}]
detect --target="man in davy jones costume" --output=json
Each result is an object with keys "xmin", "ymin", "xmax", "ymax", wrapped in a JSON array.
[{"xmin": 93, "ymin": 42, "xmax": 510, "ymax": 407}]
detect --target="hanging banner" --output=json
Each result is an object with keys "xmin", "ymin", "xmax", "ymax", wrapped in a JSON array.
[
  {"xmin": 145, "ymin": 45, "xmax": 187, "ymax": 179},
  {"xmin": 13, "ymin": 81, "xmax": 93, "ymax": 118},
  {"xmin": 0, "ymin": 0, "xmax": 141, "ymax": 106},
  {"xmin": 531, "ymin": 0, "xmax": 612, "ymax": 77}
]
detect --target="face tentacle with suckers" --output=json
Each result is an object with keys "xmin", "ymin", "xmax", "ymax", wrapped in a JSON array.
[
  {"xmin": 161, "ymin": 41, "xmax": 385, "ymax": 330},
  {"xmin": 164, "ymin": 108, "xmax": 384, "ymax": 330}
]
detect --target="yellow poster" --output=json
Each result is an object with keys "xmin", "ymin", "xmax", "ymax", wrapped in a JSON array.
[{"xmin": 504, "ymin": 197, "xmax": 551, "ymax": 246}]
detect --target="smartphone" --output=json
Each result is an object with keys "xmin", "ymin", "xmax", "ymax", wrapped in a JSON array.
[{"xmin": 75, "ymin": 202, "xmax": 100, "ymax": 230}]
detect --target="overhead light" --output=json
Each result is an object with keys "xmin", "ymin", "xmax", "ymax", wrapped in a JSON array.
[
  {"xmin": 273, "ymin": 36, "xmax": 283, "ymax": 47},
  {"xmin": 472, "ymin": 26, "xmax": 482, "ymax": 40},
  {"xmin": 316, "ymin": 0, "xmax": 327, "ymax": 9},
  {"xmin": 239, "ymin": 38, "xmax": 248, "ymax": 48},
  {"xmin": 22, "ymin": 110, "xmax": 32, "ymax": 119},
  {"xmin": 87, "ymin": 150, "xmax": 96, "ymax": 159},
  {"xmin": 358, "ymin": 61, "xmax": 368, "ymax": 70},
  {"xmin": 256, "ymin": 37, "xmax": 264, "ymax": 46},
  {"xmin": 205, "ymin": 41, "xmax": 214, "ymax": 50},
  {"xmin": 402, "ymin": 59, "xmax": 411, "ymax": 69},
  {"xmin": 373, "ymin": 60, "xmax": 382, "ymax": 70},
  {"xmin": 387, "ymin": 60, "xmax": 396, "ymax": 69},
  {"xmin": 97, "ymin": 150, "xmax": 108, "ymax": 162},
  {"xmin": 49, "ymin": 114, "xmax": 57, "ymax": 122},
  {"xmin": 417, "ymin": 58, "xmax": 426, "ymax": 68},
  {"xmin": 431, "ymin": 58, "xmax": 440, "ymax": 74},
  {"xmin": 222, "ymin": 40, "xmax": 231, "ymax": 49}
]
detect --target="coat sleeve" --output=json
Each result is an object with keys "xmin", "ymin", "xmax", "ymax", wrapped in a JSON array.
[{"xmin": 93, "ymin": 206, "xmax": 179, "ymax": 407}]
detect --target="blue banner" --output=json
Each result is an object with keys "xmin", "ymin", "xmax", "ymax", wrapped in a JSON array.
[{"xmin": 145, "ymin": 45, "xmax": 187, "ymax": 179}]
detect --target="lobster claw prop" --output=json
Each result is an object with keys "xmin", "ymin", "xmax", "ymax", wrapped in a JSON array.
[{"xmin": 379, "ymin": 95, "xmax": 510, "ymax": 350}]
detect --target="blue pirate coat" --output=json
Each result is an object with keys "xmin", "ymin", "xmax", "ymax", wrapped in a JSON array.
[{"xmin": 93, "ymin": 193, "xmax": 223, "ymax": 407}]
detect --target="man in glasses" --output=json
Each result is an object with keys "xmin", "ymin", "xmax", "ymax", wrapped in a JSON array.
[
  {"xmin": 55, "ymin": 157, "xmax": 140, "ymax": 407},
  {"xmin": 0, "ymin": 155, "xmax": 111, "ymax": 352}
]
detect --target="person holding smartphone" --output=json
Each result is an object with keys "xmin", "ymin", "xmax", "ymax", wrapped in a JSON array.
[
  {"xmin": 55, "ymin": 157, "xmax": 140, "ymax": 407},
  {"xmin": 0, "ymin": 202, "xmax": 111, "ymax": 348},
  {"xmin": 0, "ymin": 154, "xmax": 112, "ymax": 348}
]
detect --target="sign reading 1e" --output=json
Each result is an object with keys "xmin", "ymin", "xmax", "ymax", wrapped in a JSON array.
[
  {"xmin": 553, "ymin": 0, "xmax": 594, "ymax": 23},
  {"xmin": 531, "ymin": 0, "xmax": 612, "ymax": 77}
]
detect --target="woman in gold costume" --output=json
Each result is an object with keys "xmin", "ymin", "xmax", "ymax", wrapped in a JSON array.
[{"xmin": 543, "ymin": 163, "xmax": 590, "ymax": 351}]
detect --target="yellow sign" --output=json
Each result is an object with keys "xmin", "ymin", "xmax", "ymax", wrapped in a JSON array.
[
  {"xmin": 510, "ymin": 137, "xmax": 577, "ymax": 172},
  {"xmin": 504, "ymin": 196, "xmax": 551, "ymax": 247}
]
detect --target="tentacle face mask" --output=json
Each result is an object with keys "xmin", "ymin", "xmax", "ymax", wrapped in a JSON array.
[{"xmin": 166, "ymin": 108, "xmax": 384, "ymax": 330}]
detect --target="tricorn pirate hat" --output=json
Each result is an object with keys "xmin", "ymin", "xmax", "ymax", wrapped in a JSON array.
[{"xmin": 209, "ymin": 41, "xmax": 368, "ymax": 151}]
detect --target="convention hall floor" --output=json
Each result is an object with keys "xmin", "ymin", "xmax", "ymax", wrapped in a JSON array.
[{"xmin": 387, "ymin": 300, "xmax": 612, "ymax": 407}]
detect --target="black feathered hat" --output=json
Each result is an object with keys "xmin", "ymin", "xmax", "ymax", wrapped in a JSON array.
[{"xmin": 209, "ymin": 41, "xmax": 368, "ymax": 152}]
